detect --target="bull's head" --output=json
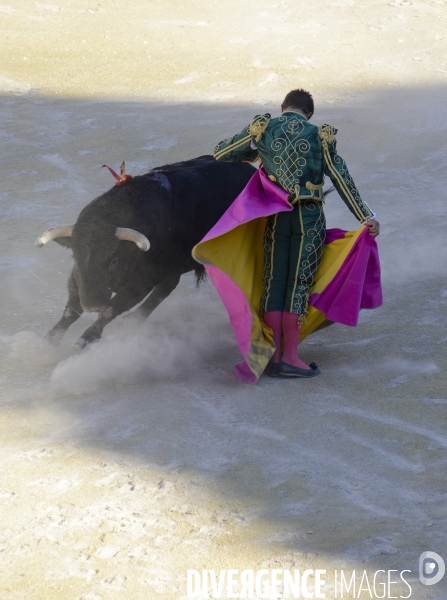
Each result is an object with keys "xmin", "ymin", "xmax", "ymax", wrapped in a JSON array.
[{"xmin": 36, "ymin": 225, "xmax": 150, "ymax": 313}]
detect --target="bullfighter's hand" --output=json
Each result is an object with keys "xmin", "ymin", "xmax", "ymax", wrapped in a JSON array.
[{"xmin": 365, "ymin": 219, "xmax": 380, "ymax": 237}]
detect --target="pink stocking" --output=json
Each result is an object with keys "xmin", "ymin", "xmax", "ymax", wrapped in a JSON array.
[
  {"xmin": 282, "ymin": 311, "xmax": 310, "ymax": 370},
  {"xmin": 263, "ymin": 311, "xmax": 283, "ymax": 363}
]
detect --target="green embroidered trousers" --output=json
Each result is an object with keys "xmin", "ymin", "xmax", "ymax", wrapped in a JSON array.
[{"xmin": 260, "ymin": 200, "xmax": 326, "ymax": 316}]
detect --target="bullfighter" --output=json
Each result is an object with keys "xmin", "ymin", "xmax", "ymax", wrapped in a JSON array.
[{"xmin": 213, "ymin": 88, "xmax": 380, "ymax": 378}]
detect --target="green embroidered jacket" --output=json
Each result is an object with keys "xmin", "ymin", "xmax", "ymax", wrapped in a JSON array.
[{"xmin": 214, "ymin": 110, "xmax": 375, "ymax": 223}]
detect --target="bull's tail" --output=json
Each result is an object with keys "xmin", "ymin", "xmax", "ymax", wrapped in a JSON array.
[{"xmin": 194, "ymin": 264, "xmax": 207, "ymax": 287}]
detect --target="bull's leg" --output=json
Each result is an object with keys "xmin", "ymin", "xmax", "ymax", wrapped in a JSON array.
[
  {"xmin": 46, "ymin": 269, "xmax": 83, "ymax": 345},
  {"xmin": 132, "ymin": 273, "xmax": 181, "ymax": 319},
  {"xmin": 73, "ymin": 282, "xmax": 155, "ymax": 350}
]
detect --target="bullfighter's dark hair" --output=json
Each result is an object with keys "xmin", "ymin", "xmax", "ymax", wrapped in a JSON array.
[{"xmin": 282, "ymin": 89, "xmax": 314, "ymax": 117}]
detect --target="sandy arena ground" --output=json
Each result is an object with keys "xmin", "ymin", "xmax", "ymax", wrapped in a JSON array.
[{"xmin": 1, "ymin": 1, "xmax": 447, "ymax": 599}]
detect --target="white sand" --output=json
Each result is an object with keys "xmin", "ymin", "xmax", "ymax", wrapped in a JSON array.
[{"xmin": 1, "ymin": 1, "xmax": 447, "ymax": 599}]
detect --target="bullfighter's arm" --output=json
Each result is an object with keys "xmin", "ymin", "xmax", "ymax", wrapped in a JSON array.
[
  {"xmin": 319, "ymin": 124, "xmax": 376, "ymax": 223},
  {"xmin": 214, "ymin": 114, "xmax": 271, "ymax": 163},
  {"xmin": 214, "ymin": 124, "xmax": 258, "ymax": 162}
]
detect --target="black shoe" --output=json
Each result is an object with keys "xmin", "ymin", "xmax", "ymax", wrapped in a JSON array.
[
  {"xmin": 279, "ymin": 361, "xmax": 321, "ymax": 378},
  {"xmin": 264, "ymin": 362, "xmax": 281, "ymax": 377}
]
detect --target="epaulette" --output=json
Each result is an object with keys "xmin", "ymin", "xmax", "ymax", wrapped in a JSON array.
[
  {"xmin": 249, "ymin": 113, "xmax": 271, "ymax": 142},
  {"xmin": 318, "ymin": 124, "xmax": 337, "ymax": 149}
]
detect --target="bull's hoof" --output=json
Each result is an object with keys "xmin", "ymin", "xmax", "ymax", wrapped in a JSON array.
[
  {"xmin": 45, "ymin": 328, "xmax": 64, "ymax": 346},
  {"xmin": 72, "ymin": 337, "xmax": 88, "ymax": 351}
]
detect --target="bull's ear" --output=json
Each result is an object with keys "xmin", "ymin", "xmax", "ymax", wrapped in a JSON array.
[{"xmin": 53, "ymin": 237, "xmax": 72, "ymax": 248}]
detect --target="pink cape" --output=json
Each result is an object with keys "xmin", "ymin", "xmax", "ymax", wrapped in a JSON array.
[{"xmin": 192, "ymin": 169, "xmax": 382, "ymax": 383}]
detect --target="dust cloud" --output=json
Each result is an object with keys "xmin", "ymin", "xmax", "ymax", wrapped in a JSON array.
[{"xmin": 49, "ymin": 281, "xmax": 235, "ymax": 396}]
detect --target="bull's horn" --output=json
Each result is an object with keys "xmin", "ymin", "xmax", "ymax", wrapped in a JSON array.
[
  {"xmin": 35, "ymin": 225, "xmax": 73, "ymax": 247},
  {"xmin": 115, "ymin": 227, "xmax": 150, "ymax": 251}
]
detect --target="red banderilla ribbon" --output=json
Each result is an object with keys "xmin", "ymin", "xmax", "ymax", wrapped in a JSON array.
[{"xmin": 102, "ymin": 161, "xmax": 133, "ymax": 186}]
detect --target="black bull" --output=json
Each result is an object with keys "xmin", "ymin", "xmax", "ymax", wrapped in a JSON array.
[{"xmin": 36, "ymin": 156, "xmax": 256, "ymax": 350}]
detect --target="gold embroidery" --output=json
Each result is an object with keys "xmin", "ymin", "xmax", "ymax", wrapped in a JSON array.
[
  {"xmin": 322, "ymin": 145, "xmax": 365, "ymax": 221},
  {"xmin": 214, "ymin": 133, "xmax": 252, "ymax": 160},
  {"xmin": 268, "ymin": 174, "xmax": 277, "ymax": 182},
  {"xmin": 261, "ymin": 204, "xmax": 326, "ymax": 316},
  {"xmin": 249, "ymin": 114, "xmax": 271, "ymax": 142},
  {"xmin": 293, "ymin": 183, "xmax": 324, "ymax": 203},
  {"xmin": 289, "ymin": 204, "xmax": 326, "ymax": 316},
  {"xmin": 297, "ymin": 314, "xmax": 306, "ymax": 327},
  {"xmin": 282, "ymin": 109, "xmax": 308, "ymax": 120},
  {"xmin": 269, "ymin": 115, "xmax": 309, "ymax": 194},
  {"xmin": 260, "ymin": 214, "xmax": 278, "ymax": 313},
  {"xmin": 290, "ymin": 202, "xmax": 305, "ymax": 313},
  {"xmin": 318, "ymin": 124, "xmax": 336, "ymax": 149},
  {"xmin": 305, "ymin": 181, "xmax": 324, "ymax": 191},
  {"xmin": 319, "ymin": 124, "xmax": 373, "ymax": 221}
]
